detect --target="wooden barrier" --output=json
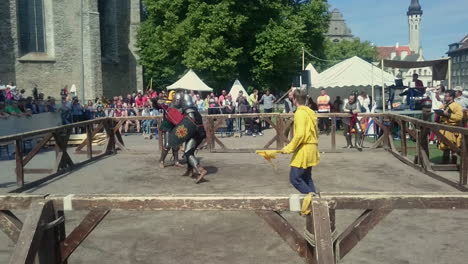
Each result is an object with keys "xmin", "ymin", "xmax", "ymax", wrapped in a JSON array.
[
  {"xmin": 0, "ymin": 118, "xmax": 119, "ymax": 188},
  {"xmin": 2, "ymin": 193, "xmax": 468, "ymax": 263}
]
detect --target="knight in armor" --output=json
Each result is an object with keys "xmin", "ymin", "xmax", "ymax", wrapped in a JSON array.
[
  {"xmin": 169, "ymin": 91, "xmax": 208, "ymax": 183},
  {"xmin": 342, "ymin": 94, "xmax": 364, "ymax": 149},
  {"xmin": 151, "ymin": 91, "xmax": 184, "ymax": 169}
]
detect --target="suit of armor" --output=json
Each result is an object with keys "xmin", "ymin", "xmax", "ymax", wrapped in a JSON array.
[
  {"xmin": 342, "ymin": 99, "xmax": 364, "ymax": 149},
  {"xmin": 172, "ymin": 91, "xmax": 207, "ymax": 183}
]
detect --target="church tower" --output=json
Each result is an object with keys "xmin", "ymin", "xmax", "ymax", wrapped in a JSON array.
[{"xmin": 407, "ymin": 0, "xmax": 423, "ymax": 53}]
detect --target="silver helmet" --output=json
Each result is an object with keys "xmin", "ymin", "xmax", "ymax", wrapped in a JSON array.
[{"xmin": 172, "ymin": 90, "xmax": 194, "ymax": 109}]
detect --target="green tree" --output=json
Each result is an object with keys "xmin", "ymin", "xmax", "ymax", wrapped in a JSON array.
[
  {"xmin": 321, "ymin": 38, "xmax": 378, "ymax": 70},
  {"xmin": 138, "ymin": 0, "xmax": 330, "ymax": 94}
]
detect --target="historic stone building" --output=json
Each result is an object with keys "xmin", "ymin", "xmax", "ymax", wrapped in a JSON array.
[
  {"xmin": 325, "ymin": 8, "xmax": 354, "ymax": 43},
  {"xmin": 0, "ymin": 0, "xmax": 143, "ymax": 101},
  {"xmin": 448, "ymin": 35, "xmax": 468, "ymax": 90}
]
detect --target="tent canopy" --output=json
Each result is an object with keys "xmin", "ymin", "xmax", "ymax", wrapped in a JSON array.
[
  {"xmin": 167, "ymin": 69, "xmax": 213, "ymax": 92},
  {"xmin": 305, "ymin": 63, "xmax": 320, "ymax": 82},
  {"xmin": 380, "ymin": 58, "xmax": 449, "ymax": 80},
  {"xmin": 228, "ymin": 79, "xmax": 249, "ymax": 99},
  {"xmin": 312, "ymin": 56, "xmax": 396, "ymax": 89}
]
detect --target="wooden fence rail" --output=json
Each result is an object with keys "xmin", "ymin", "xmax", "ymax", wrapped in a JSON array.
[{"xmin": 1, "ymin": 193, "xmax": 468, "ymax": 263}]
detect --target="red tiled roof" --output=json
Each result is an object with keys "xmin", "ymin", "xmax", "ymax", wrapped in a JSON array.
[{"xmin": 377, "ymin": 46, "xmax": 412, "ymax": 59}]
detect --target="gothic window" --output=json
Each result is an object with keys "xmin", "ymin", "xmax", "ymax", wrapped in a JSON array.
[
  {"xmin": 18, "ymin": 0, "xmax": 46, "ymax": 54},
  {"xmin": 415, "ymin": 25, "xmax": 418, "ymax": 30}
]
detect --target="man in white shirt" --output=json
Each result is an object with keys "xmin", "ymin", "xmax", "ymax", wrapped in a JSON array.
[
  {"xmin": 454, "ymin": 86, "xmax": 468, "ymax": 109},
  {"xmin": 425, "ymin": 85, "xmax": 445, "ymax": 111}
]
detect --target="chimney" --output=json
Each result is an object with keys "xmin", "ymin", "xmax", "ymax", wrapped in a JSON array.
[
  {"xmin": 391, "ymin": 52, "xmax": 397, "ymax": 59},
  {"xmin": 401, "ymin": 51, "xmax": 408, "ymax": 60},
  {"xmin": 396, "ymin": 42, "xmax": 400, "ymax": 48}
]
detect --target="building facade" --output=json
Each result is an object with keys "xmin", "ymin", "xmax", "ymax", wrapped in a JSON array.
[
  {"xmin": 448, "ymin": 35, "xmax": 468, "ymax": 90},
  {"xmin": 325, "ymin": 8, "xmax": 354, "ymax": 43},
  {"xmin": 0, "ymin": 0, "xmax": 143, "ymax": 101}
]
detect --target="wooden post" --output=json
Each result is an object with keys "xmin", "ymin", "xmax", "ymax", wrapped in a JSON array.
[
  {"xmin": 460, "ymin": 135, "xmax": 468, "ymax": 185},
  {"xmin": 86, "ymin": 125, "xmax": 93, "ymax": 159},
  {"xmin": 15, "ymin": 139, "xmax": 24, "ymax": 186},
  {"xmin": 311, "ymin": 200, "xmax": 335, "ymax": 264},
  {"xmin": 400, "ymin": 121, "xmax": 407, "ymax": 157},
  {"xmin": 104, "ymin": 119, "xmax": 116, "ymax": 154},
  {"xmin": 331, "ymin": 117, "xmax": 336, "ymax": 151},
  {"xmin": 277, "ymin": 116, "xmax": 284, "ymax": 149},
  {"xmin": 209, "ymin": 118, "xmax": 215, "ymax": 151}
]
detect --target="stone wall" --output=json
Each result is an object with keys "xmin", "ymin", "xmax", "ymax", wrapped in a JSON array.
[
  {"xmin": 0, "ymin": 0, "xmax": 142, "ymax": 101},
  {"xmin": 0, "ymin": 0, "xmax": 17, "ymax": 83}
]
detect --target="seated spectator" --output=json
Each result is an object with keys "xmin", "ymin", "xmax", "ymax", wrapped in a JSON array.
[
  {"xmin": 247, "ymin": 105, "xmax": 263, "ymax": 137},
  {"xmin": 95, "ymin": 106, "xmax": 106, "ymax": 118},
  {"xmin": 123, "ymin": 103, "xmax": 140, "ymax": 133},
  {"xmin": 5, "ymin": 101, "xmax": 25, "ymax": 117},
  {"xmin": 141, "ymin": 103, "xmax": 153, "ymax": 137},
  {"xmin": 0, "ymin": 102, "xmax": 10, "ymax": 119}
]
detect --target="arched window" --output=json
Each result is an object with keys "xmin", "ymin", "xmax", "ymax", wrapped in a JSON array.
[
  {"xmin": 423, "ymin": 69, "xmax": 427, "ymax": 75},
  {"xmin": 18, "ymin": 0, "xmax": 46, "ymax": 54},
  {"xmin": 415, "ymin": 25, "xmax": 418, "ymax": 30}
]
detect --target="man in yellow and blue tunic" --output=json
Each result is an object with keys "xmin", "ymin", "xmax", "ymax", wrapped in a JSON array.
[
  {"xmin": 282, "ymin": 90, "xmax": 320, "ymax": 193},
  {"xmin": 439, "ymin": 90, "xmax": 463, "ymax": 164}
]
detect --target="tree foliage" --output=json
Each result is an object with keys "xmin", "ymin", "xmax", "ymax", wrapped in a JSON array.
[
  {"xmin": 319, "ymin": 38, "xmax": 378, "ymax": 71},
  {"xmin": 138, "ymin": 0, "xmax": 330, "ymax": 94}
]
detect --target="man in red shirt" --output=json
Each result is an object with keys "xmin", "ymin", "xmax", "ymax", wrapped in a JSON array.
[
  {"xmin": 218, "ymin": 90, "xmax": 227, "ymax": 106},
  {"xmin": 135, "ymin": 93, "xmax": 144, "ymax": 108}
]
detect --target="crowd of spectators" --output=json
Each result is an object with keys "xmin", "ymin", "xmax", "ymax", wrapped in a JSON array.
[{"xmin": 0, "ymin": 80, "xmax": 57, "ymax": 119}]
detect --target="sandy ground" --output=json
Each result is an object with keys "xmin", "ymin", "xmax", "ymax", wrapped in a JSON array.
[{"xmin": 0, "ymin": 129, "xmax": 467, "ymax": 264}]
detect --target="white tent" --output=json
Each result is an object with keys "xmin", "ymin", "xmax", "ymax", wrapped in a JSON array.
[
  {"xmin": 305, "ymin": 63, "xmax": 320, "ymax": 84},
  {"xmin": 167, "ymin": 69, "xmax": 213, "ymax": 92},
  {"xmin": 228, "ymin": 79, "xmax": 249, "ymax": 99},
  {"xmin": 312, "ymin": 56, "xmax": 396, "ymax": 89}
]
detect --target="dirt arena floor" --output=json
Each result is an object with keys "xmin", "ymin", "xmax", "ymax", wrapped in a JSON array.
[{"xmin": 0, "ymin": 129, "xmax": 467, "ymax": 263}]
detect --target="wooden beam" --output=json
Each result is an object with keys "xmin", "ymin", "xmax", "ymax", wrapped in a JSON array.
[
  {"xmin": 9, "ymin": 201, "xmax": 50, "ymax": 264},
  {"xmin": 432, "ymin": 164, "xmax": 459, "ymax": 171},
  {"xmin": 60, "ymin": 210, "xmax": 109, "ymax": 262},
  {"xmin": 23, "ymin": 169, "xmax": 54, "ymax": 174},
  {"xmin": 461, "ymin": 135, "xmax": 468, "ymax": 185},
  {"xmin": 263, "ymin": 135, "xmax": 278, "ymax": 149},
  {"xmin": 75, "ymin": 122, "xmax": 104, "ymax": 152},
  {"xmin": 399, "ymin": 121, "xmax": 407, "ymax": 156},
  {"xmin": 15, "ymin": 139, "xmax": 24, "ymax": 186},
  {"xmin": 336, "ymin": 209, "xmax": 391, "ymax": 260},
  {"xmin": 331, "ymin": 117, "xmax": 336, "ymax": 151},
  {"xmin": 86, "ymin": 125, "xmax": 93, "ymax": 159},
  {"xmin": 104, "ymin": 120, "xmax": 116, "ymax": 154},
  {"xmin": 22, "ymin": 133, "xmax": 53, "ymax": 166},
  {"xmin": 311, "ymin": 200, "xmax": 335, "ymax": 263},
  {"xmin": 0, "ymin": 210, "xmax": 22, "ymax": 243},
  {"xmin": 256, "ymin": 211, "xmax": 308, "ymax": 258},
  {"xmin": 212, "ymin": 136, "xmax": 227, "ymax": 150}
]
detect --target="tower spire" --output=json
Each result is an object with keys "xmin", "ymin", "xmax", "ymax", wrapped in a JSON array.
[{"xmin": 407, "ymin": 0, "xmax": 423, "ymax": 16}]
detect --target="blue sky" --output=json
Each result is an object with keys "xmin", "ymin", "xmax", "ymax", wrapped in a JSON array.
[{"xmin": 327, "ymin": 0, "xmax": 468, "ymax": 59}]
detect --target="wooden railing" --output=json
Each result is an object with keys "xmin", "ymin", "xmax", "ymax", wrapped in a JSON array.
[
  {"xmin": 0, "ymin": 118, "xmax": 119, "ymax": 188},
  {"xmin": 2, "ymin": 112, "xmax": 468, "ymax": 189},
  {"xmin": 2, "ymin": 193, "xmax": 468, "ymax": 263}
]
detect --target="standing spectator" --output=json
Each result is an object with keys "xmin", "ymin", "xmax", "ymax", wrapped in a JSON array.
[
  {"xmin": 83, "ymin": 100, "xmax": 94, "ymax": 120},
  {"xmin": 196, "ymin": 94, "xmax": 205, "ymax": 112},
  {"xmin": 332, "ymin": 96, "xmax": 344, "ymax": 130},
  {"xmin": 236, "ymin": 91, "xmax": 250, "ymax": 133},
  {"xmin": 60, "ymin": 85, "xmax": 69, "ymax": 99},
  {"xmin": 357, "ymin": 92, "xmax": 370, "ymax": 113},
  {"xmin": 190, "ymin": 91, "xmax": 197, "ymax": 103},
  {"xmin": 259, "ymin": 89, "xmax": 276, "ymax": 129},
  {"xmin": 71, "ymin": 98, "xmax": 84, "ymax": 133},
  {"xmin": 223, "ymin": 94, "xmax": 235, "ymax": 134},
  {"xmin": 248, "ymin": 89, "xmax": 259, "ymax": 107},
  {"xmin": 0, "ymin": 80, "xmax": 5, "ymax": 102},
  {"xmin": 284, "ymin": 90, "xmax": 296, "ymax": 114},
  {"xmin": 218, "ymin": 90, "xmax": 227, "ymax": 106},
  {"xmin": 454, "ymin": 86, "xmax": 468, "ymax": 109},
  {"xmin": 60, "ymin": 97, "xmax": 72, "ymax": 124},
  {"xmin": 46, "ymin": 97, "xmax": 57, "ymax": 112},
  {"xmin": 317, "ymin": 89, "xmax": 331, "ymax": 134}
]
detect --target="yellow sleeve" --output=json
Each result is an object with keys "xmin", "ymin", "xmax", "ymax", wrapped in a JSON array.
[
  {"xmin": 283, "ymin": 111, "xmax": 306, "ymax": 154},
  {"xmin": 450, "ymin": 103, "xmax": 463, "ymax": 123}
]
